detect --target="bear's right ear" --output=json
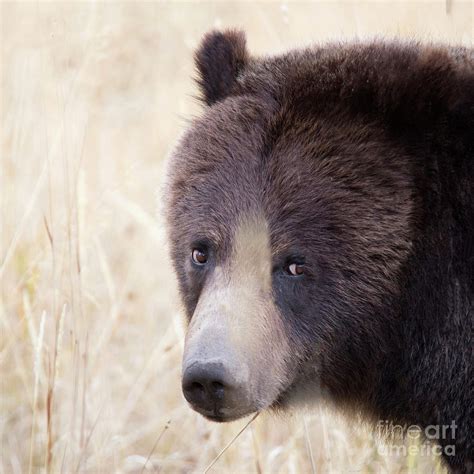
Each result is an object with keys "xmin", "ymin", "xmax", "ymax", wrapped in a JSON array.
[{"xmin": 194, "ymin": 29, "xmax": 248, "ymax": 106}]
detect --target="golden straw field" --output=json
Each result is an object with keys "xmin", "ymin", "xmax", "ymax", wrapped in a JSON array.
[{"xmin": 1, "ymin": 2, "xmax": 472, "ymax": 472}]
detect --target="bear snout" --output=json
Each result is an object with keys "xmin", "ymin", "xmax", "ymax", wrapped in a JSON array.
[{"xmin": 182, "ymin": 360, "xmax": 253, "ymax": 422}]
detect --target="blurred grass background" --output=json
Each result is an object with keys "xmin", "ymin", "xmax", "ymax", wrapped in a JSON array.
[{"xmin": 1, "ymin": 1, "xmax": 472, "ymax": 472}]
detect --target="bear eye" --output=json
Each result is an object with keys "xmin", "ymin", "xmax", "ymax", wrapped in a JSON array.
[
  {"xmin": 192, "ymin": 248, "xmax": 208, "ymax": 265},
  {"xmin": 287, "ymin": 262, "xmax": 304, "ymax": 276}
]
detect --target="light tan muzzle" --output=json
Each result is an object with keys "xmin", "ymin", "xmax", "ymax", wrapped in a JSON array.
[{"xmin": 181, "ymin": 214, "xmax": 290, "ymax": 421}]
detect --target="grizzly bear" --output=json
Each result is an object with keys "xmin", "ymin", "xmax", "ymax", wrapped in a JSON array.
[{"xmin": 164, "ymin": 30, "xmax": 473, "ymax": 472}]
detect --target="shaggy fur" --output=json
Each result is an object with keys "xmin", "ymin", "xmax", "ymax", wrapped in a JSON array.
[{"xmin": 165, "ymin": 30, "xmax": 473, "ymax": 472}]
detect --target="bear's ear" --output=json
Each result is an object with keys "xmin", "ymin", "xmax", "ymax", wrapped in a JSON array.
[{"xmin": 194, "ymin": 29, "xmax": 248, "ymax": 106}]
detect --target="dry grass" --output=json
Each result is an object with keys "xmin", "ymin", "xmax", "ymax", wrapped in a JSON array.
[{"xmin": 1, "ymin": 2, "xmax": 472, "ymax": 472}]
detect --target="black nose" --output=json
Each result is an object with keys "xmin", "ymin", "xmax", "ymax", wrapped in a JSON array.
[{"xmin": 182, "ymin": 361, "xmax": 235, "ymax": 419}]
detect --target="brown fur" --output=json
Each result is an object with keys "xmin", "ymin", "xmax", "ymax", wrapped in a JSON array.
[{"xmin": 165, "ymin": 31, "xmax": 473, "ymax": 472}]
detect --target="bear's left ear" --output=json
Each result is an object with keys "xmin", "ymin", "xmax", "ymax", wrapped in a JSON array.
[{"xmin": 194, "ymin": 29, "xmax": 249, "ymax": 106}]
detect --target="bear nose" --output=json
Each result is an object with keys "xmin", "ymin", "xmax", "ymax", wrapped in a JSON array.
[{"xmin": 182, "ymin": 361, "xmax": 236, "ymax": 419}]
